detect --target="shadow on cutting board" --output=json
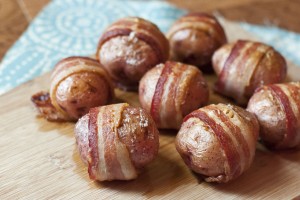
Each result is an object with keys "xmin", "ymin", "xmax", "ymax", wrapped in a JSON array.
[{"xmin": 213, "ymin": 146, "xmax": 285, "ymax": 197}]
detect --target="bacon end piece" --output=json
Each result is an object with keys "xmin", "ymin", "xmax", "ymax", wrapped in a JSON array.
[{"xmin": 31, "ymin": 91, "xmax": 66, "ymax": 122}]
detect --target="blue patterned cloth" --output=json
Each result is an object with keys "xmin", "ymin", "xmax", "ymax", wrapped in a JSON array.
[
  {"xmin": 0, "ymin": 0, "xmax": 299, "ymax": 94},
  {"xmin": 241, "ymin": 23, "xmax": 300, "ymax": 67}
]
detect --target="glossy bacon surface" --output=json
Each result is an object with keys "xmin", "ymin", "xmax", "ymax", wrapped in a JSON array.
[
  {"xmin": 75, "ymin": 103, "xmax": 159, "ymax": 181},
  {"xmin": 176, "ymin": 103, "xmax": 259, "ymax": 183},
  {"xmin": 247, "ymin": 82, "xmax": 300, "ymax": 149},
  {"xmin": 213, "ymin": 40, "xmax": 287, "ymax": 105},
  {"xmin": 139, "ymin": 61, "xmax": 209, "ymax": 129}
]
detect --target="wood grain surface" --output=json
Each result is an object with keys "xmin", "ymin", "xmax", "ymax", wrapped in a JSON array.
[{"xmin": 0, "ymin": 68, "xmax": 299, "ymax": 199}]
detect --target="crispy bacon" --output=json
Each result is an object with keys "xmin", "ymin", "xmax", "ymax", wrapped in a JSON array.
[
  {"xmin": 150, "ymin": 61, "xmax": 173, "ymax": 127},
  {"xmin": 31, "ymin": 91, "xmax": 66, "ymax": 122},
  {"xmin": 88, "ymin": 107, "xmax": 100, "ymax": 180},
  {"xmin": 268, "ymin": 85, "xmax": 298, "ymax": 149},
  {"xmin": 87, "ymin": 103, "xmax": 138, "ymax": 181},
  {"xmin": 215, "ymin": 40, "xmax": 247, "ymax": 93}
]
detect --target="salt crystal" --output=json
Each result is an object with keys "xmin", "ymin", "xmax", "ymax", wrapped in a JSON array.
[{"xmin": 128, "ymin": 31, "xmax": 136, "ymax": 41}]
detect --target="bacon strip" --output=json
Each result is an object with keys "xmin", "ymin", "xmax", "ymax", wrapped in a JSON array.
[
  {"xmin": 174, "ymin": 65, "xmax": 198, "ymax": 127},
  {"xmin": 160, "ymin": 63, "xmax": 191, "ymax": 128},
  {"xmin": 167, "ymin": 13, "xmax": 226, "ymax": 44},
  {"xmin": 90, "ymin": 103, "xmax": 137, "ymax": 181},
  {"xmin": 215, "ymin": 40, "xmax": 247, "ymax": 92},
  {"xmin": 208, "ymin": 105, "xmax": 250, "ymax": 170},
  {"xmin": 229, "ymin": 42, "xmax": 262, "ymax": 101},
  {"xmin": 33, "ymin": 58, "xmax": 113, "ymax": 122},
  {"xmin": 184, "ymin": 110, "xmax": 241, "ymax": 180},
  {"xmin": 285, "ymin": 83, "xmax": 300, "ymax": 147},
  {"xmin": 268, "ymin": 85, "xmax": 298, "ymax": 148},
  {"xmin": 51, "ymin": 57, "xmax": 101, "ymax": 80},
  {"xmin": 215, "ymin": 40, "xmax": 270, "ymax": 104},
  {"xmin": 101, "ymin": 105, "xmax": 125, "ymax": 179},
  {"xmin": 31, "ymin": 91, "xmax": 66, "ymax": 122},
  {"xmin": 151, "ymin": 62, "xmax": 173, "ymax": 126},
  {"xmin": 88, "ymin": 107, "xmax": 100, "ymax": 180}
]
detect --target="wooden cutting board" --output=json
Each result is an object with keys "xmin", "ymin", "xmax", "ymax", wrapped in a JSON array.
[{"xmin": 1, "ymin": 20, "xmax": 300, "ymax": 199}]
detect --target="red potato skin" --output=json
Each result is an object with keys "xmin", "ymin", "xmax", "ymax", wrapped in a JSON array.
[
  {"xmin": 55, "ymin": 72, "xmax": 111, "ymax": 120},
  {"xmin": 31, "ymin": 56, "xmax": 114, "ymax": 122},
  {"xmin": 97, "ymin": 17, "xmax": 169, "ymax": 91},
  {"xmin": 176, "ymin": 103, "xmax": 259, "ymax": 183},
  {"xmin": 167, "ymin": 13, "xmax": 227, "ymax": 73},
  {"xmin": 74, "ymin": 103, "xmax": 159, "ymax": 181},
  {"xmin": 139, "ymin": 61, "xmax": 209, "ymax": 130},
  {"xmin": 213, "ymin": 40, "xmax": 287, "ymax": 106},
  {"xmin": 117, "ymin": 106, "xmax": 159, "ymax": 168},
  {"xmin": 98, "ymin": 36, "xmax": 159, "ymax": 90},
  {"xmin": 74, "ymin": 114, "xmax": 90, "ymax": 165},
  {"xmin": 247, "ymin": 82, "xmax": 300, "ymax": 149}
]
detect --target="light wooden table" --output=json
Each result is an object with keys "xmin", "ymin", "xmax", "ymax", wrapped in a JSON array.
[{"xmin": 0, "ymin": 0, "xmax": 300, "ymax": 61}]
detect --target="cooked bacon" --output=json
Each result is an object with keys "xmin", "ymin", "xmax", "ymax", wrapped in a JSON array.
[
  {"xmin": 31, "ymin": 91, "xmax": 66, "ymax": 122},
  {"xmin": 150, "ymin": 61, "xmax": 173, "ymax": 127},
  {"xmin": 32, "ymin": 56, "xmax": 114, "ymax": 122},
  {"xmin": 140, "ymin": 61, "xmax": 209, "ymax": 129},
  {"xmin": 75, "ymin": 103, "xmax": 159, "ymax": 181},
  {"xmin": 213, "ymin": 40, "xmax": 287, "ymax": 105}
]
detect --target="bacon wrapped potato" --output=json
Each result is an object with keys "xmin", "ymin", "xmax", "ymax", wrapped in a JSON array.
[
  {"xmin": 97, "ymin": 17, "xmax": 169, "ymax": 91},
  {"xmin": 139, "ymin": 61, "xmax": 209, "ymax": 130},
  {"xmin": 75, "ymin": 103, "xmax": 159, "ymax": 181},
  {"xmin": 176, "ymin": 103, "xmax": 259, "ymax": 183},
  {"xmin": 247, "ymin": 82, "xmax": 300, "ymax": 149},
  {"xmin": 213, "ymin": 40, "xmax": 287, "ymax": 105},
  {"xmin": 31, "ymin": 56, "xmax": 114, "ymax": 122},
  {"xmin": 167, "ymin": 13, "xmax": 227, "ymax": 73}
]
